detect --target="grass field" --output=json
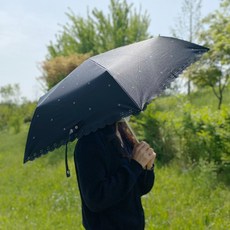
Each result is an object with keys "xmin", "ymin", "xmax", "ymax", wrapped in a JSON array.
[{"xmin": 0, "ymin": 124, "xmax": 229, "ymax": 230}]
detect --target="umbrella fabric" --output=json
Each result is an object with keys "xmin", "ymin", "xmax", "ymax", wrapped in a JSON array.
[{"xmin": 24, "ymin": 36, "xmax": 208, "ymax": 163}]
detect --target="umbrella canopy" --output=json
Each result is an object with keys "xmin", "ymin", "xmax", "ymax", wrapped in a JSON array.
[{"xmin": 24, "ymin": 36, "xmax": 208, "ymax": 163}]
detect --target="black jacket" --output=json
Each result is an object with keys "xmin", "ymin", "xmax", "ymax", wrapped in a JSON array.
[{"xmin": 74, "ymin": 124, "xmax": 155, "ymax": 230}]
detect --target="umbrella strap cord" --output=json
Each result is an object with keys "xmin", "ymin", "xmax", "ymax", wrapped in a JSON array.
[{"xmin": 65, "ymin": 143, "xmax": 71, "ymax": 177}]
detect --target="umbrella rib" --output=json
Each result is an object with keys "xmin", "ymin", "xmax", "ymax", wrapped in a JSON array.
[{"xmin": 89, "ymin": 58, "xmax": 142, "ymax": 110}]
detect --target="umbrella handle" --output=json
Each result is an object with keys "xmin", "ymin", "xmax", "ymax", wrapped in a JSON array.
[{"xmin": 124, "ymin": 118, "xmax": 139, "ymax": 144}]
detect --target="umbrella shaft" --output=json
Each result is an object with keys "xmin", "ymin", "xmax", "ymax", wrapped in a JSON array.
[{"xmin": 124, "ymin": 119, "xmax": 139, "ymax": 144}]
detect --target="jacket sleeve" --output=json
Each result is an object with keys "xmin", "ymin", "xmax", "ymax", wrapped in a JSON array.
[
  {"xmin": 74, "ymin": 132, "xmax": 143, "ymax": 213},
  {"xmin": 137, "ymin": 168, "xmax": 155, "ymax": 196}
]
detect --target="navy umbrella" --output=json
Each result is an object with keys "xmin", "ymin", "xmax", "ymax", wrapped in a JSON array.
[{"xmin": 24, "ymin": 36, "xmax": 208, "ymax": 164}]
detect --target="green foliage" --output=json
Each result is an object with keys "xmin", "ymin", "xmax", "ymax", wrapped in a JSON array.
[
  {"xmin": 0, "ymin": 84, "xmax": 21, "ymax": 104},
  {"xmin": 0, "ymin": 84, "xmax": 37, "ymax": 133},
  {"xmin": 0, "ymin": 127, "xmax": 229, "ymax": 229},
  {"xmin": 188, "ymin": 84, "xmax": 230, "ymax": 109},
  {"xmin": 47, "ymin": 0, "xmax": 150, "ymax": 58},
  {"xmin": 42, "ymin": 0, "xmax": 150, "ymax": 89},
  {"xmin": 0, "ymin": 101, "xmax": 36, "ymax": 134},
  {"xmin": 188, "ymin": 0, "xmax": 230, "ymax": 109},
  {"xmin": 190, "ymin": 66, "xmax": 222, "ymax": 88},
  {"xmin": 9, "ymin": 114, "xmax": 22, "ymax": 134},
  {"xmin": 201, "ymin": 0, "xmax": 230, "ymax": 66},
  {"xmin": 0, "ymin": 105, "xmax": 18, "ymax": 133},
  {"xmin": 132, "ymin": 105, "xmax": 177, "ymax": 164},
  {"xmin": 132, "ymin": 89, "xmax": 230, "ymax": 180},
  {"xmin": 0, "ymin": 104, "xmax": 11, "ymax": 130},
  {"xmin": 178, "ymin": 105, "xmax": 230, "ymax": 163}
]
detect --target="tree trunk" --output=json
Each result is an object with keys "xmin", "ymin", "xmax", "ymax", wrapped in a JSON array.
[
  {"xmin": 187, "ymin": 79, "xmax": 191, "ymax": 95},
  {"xmin": 218, "ymin": 94, "xmax": 223, "ymax": 110}
]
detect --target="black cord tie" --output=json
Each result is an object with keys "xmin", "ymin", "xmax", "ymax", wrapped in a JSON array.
[{"xmin": 65, "ymin": 142, "xmax": 71, "ymax": 177}]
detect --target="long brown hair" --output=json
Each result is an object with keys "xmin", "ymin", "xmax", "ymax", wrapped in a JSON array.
[
  {"xmin": 116, "ymin": 121, "xmax": 138, "ymax": 158},
  {"xmin": 102, "ymin": 122, "xmax": 137, "ymax": 159},
  {"xmin": 117, "ymin": 121, "xmax": 137, "ymax": 147}
]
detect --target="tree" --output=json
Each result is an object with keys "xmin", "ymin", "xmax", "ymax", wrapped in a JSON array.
[
  {"xmin": 171, "ymin": 0, "xmax": 202, "ymax": 95},
  {"xmin": 41, "ymin": 0, "xmax": 150, "ymax": 89},
  {"xmin": 191, "ymin": 0, "xmax": 230, "ymax": 109},
  {"xmin": 47, "ymin": 0, "xmax": 150, "ymax": 58},
  {"xmin": 0, "ymin": 84, "xmax": 23, "ymax": 133},
  {"xmin": 40, "ymin": 54, "xmax": 90, "ymax": 89},
  {"xmin": 0, "ymin": 84, "xmax": 21, "ymax": 105}
]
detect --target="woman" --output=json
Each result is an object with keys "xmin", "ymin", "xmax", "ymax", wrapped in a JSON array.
[{"xmin": 74, "ymin": 120, "xmax": 156, "ymax": 230}]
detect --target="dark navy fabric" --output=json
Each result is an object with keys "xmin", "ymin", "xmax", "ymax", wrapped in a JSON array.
[
  {"xmin": 74, "ymin": 124, "xmax": 155, "ymax": 230},
  {"xmin": 91, "ymin": 36, "xmax": 209, "ymax": 108}
]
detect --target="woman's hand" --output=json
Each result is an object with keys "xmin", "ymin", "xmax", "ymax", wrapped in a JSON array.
[
  {"xmin": 146, "ymin": 154, "xmax": 156, "ymax": 170},
  {"xmin": 132, "ymin": 141, "xmax": 156, "ymax": 169}
]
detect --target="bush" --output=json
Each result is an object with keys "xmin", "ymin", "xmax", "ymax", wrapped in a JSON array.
[
  {"xmin": 0, "ymin": 102, "xmax": 36, "ymax": 133},
  {"xmin": 0, "ymin": 105, "xmax": 11, "ymax": 130},
  {"xmin": 133, "ymin": 101, "xmax": 230, "ymax": 179},
  {"xmin": 179, "ymin": 105, "xmax": 230, "ymax": 164},
  {"xmin": 9, "ymin": 115, "xmax": 21, "ymax": 134},
  {"xmin": 132, "ymin": 103, "xmax": 177, "ymax": 164}
]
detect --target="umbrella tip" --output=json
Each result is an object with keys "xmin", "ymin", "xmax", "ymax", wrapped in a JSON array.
[
  {"xmin": 66, "ymin": 170, "xmax": 71, "ymax": 177},
  {"xmin": 23, "ymin": 156, "xmax": 27, "ymax": 164}
]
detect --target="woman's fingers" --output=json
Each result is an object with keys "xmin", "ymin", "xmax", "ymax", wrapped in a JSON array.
[
  {"xmin": 134, "ymin": 141, "xmax": 150, "ymax": 153},
  {"xmin": 132, "ymin": 140, "xmax": 158, "ymax": 169},
  {"xmin": 146, "ymin": 149, "xmax": 157, "ymax": 170},
  {"xmin": 146, "ymin": 148, "xmax": 156, "ymax": 157}
]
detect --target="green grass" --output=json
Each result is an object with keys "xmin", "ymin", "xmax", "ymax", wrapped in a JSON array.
[
  {"xmin": 143, "ymin": 165, "xmax": 230, "ymax": 229},
  {"xmin": 153, "ymin": 85, "xmax": 230, "ymax": 113},
  {"xmin": 0, "ymin": 126, "xmax": 229, "ymax": 229},
  {"xmin": 0, "ymin": 126, "xmax": 82, "ymax": 230}
]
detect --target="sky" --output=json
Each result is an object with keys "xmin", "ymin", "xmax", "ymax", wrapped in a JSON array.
[{"xmin": 0, "ymin": 0, "xmax": 221, "ymax": 101}]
